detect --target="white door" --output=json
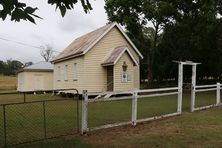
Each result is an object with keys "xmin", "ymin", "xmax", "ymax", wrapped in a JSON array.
[{"xmin": 34, "ymin": 76, "xmax": 44, "ymax": 90}]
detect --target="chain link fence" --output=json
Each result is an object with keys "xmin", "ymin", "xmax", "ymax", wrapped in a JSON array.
[{"xmin": 0, "ymin": 89, "xmax": 80, "ymax": 147}]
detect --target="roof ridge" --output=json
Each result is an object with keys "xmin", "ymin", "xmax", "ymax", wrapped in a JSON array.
[
  {"xmin": 52, "ymin": 22, "xmax": 143, "ymax": 63},
  {"xmin": 74, "ymin": 22, "xmax": 114, "ymax": 41},
  {"xmin": 52, "ymin": 22, "xmax": 115, "ymax": 62}
]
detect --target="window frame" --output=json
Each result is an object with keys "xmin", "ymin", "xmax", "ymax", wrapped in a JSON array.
[
  {"xmin": 57, "ymin": 66, "xmax": 61, "ymax": 81},
  {"xmin": 73, "ymin": 63, "xmax": 78, "ymax": 81},
  {"xmin": 121, "ymin": 72, "xmax": 128, "ymax": 83},
  {"xmin": 64, "ymin": 65, "xmax": 68, "ymax": 81}
]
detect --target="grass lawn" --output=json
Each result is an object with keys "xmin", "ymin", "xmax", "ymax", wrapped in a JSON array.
[
  {"xmin": 0, "ymin": 90, "xmax": 219, "ymax": 147},
  {"xmin": 15, "ymin": 107, "xmax": 222, "ymax": 148}
]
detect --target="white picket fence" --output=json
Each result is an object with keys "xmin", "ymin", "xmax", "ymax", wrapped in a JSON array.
[
  {"xmin": 192, "ymin": 82, "xmax": 221, "ymax": 112},
  {"xmin": 80, "ymin": 82, "xmax": 222, "ymax": 134},
  {"xmin": 81, "ymin": 87, "xmax": 182, "ymax": 134}
]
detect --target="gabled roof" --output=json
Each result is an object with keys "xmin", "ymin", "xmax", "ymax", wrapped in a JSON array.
[
  {"xmin": 51, "ymin": 22, "xmax": 143, "ymax": 63},
  {"xmin": 18, "ymin": 61, "xmax": 53, "ymax": 73},
  {"xmin": 101, "ymin": 46, "xmax": 139, "ymax": 66}
]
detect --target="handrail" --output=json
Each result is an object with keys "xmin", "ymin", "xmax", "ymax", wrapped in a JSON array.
[
  {"xmin": 195, "ymin": 88, "xmax": 217, "ymax": 92},
  {"xmin": 137, "ymin": 87, "xmax": 178, "ymax": 93},
  {"xmin": 195, "ymin": 84, "xmax": 217, "ymax": 89}
]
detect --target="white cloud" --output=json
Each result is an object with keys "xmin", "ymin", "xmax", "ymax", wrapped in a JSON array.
[{"xmin": 0, "ymin": 0, "xmax": 107, "ymax": 63}]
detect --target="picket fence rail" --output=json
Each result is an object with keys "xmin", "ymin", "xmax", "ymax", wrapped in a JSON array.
[
  {"xmin": 81, "ymin": 86, "xmax": 181, "ymax": 134},
  {"xmin": 192, "ymin": 82, "xmax": 221, "ymax": 112}
]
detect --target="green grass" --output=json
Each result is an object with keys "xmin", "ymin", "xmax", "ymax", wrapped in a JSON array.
[
  {"xmin": 0, "ymin": 93, "xmax": 80, "ymax": 146},
  {"xmin": 0, "ymin": 90, "xmax": 219, "ymax": 147},
  {"xmin": 0, "ymin": 89, "xmax": 17, "ymax": 93},
  {"xmin": 17, "ymin": 107, "xmax": 222, "ymax": 148},
  {"xmin": 0, "ymin": 93, "xmax": 62, "ymax": 104},
  {"xmin": 88, "ymin": 99, "xmax": 132, "ymax": 127}
]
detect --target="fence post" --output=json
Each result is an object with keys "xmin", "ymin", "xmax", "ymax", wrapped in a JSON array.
[
  {"xmin": 43, "ymin": 101, "xmax": 47, "ymax": 139},
  {"xmin": 191, "ymin": 64, "xmax": 196, "ymax": 112},
  {"xmin": 216, "ymin": 82, "xmax": 220, "ymax": 105},
  {"xmin": 131, "ymin": 91, "xmax": 138, "ymax": 126},
  {"xmin": 177, "ymin": 63, "xmax": 183, "ymax": 113},
  {"xmin": 81, "ymin": 90, "xmax": 88, "ymax": 135},
  {"xmin": 23, "ymin": 92, "xmax": 26, "ymax": 103},
  {"xmin": 3, "ymin": 105, "xmax": 7, "ymax": 147},
  {"xmin": 76, "ymin": 94, "xmax": 80, "ymax": 133}
]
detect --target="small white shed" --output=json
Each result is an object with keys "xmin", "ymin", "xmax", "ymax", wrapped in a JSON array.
[{"xmin": 17, "ymin": 61, "xmax": 53, "ymax": 92}]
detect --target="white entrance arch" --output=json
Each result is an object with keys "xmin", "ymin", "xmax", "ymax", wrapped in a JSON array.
[{"xmin": 174, "ymin": 61, "xmax": 201, "ymax": 112}]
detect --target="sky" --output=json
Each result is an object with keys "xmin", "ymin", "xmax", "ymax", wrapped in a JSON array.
[{"xmin": 0, "ymin": 0, "xmax": 107, "ymax": 63}]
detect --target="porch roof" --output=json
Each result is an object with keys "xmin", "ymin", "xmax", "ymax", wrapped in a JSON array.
[{"xmin": 101, "ymin": 46, "xmax": 139, "ymax": 66}]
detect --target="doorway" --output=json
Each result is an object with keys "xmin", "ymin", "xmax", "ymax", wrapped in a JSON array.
[{"xmin": 107, "ymin": 66, "xmax": 113, "ymax": 91}]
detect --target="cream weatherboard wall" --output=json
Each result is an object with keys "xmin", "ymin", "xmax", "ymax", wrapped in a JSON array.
[
  {"xmin": 17, "ymin": 71, "xmax": 53, "ymax": 92},
  {"xmin": 53, "ymin": 26, "xmax": 140, "ymax": 93},
  {"xmin": 53, "ymin": 56, "xmax": 85, "ymax": 92},
  {"xmin": 114, "ymin": 52, "xmax": 135, "ymax": 91},
  {"xmin": 82, "ymin": 26, "xmax": 140, "ymax": 92}
]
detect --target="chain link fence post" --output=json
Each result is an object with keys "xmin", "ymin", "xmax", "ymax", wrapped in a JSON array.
[
  {"xmin": 43, "ymin": 101, "xmax": 47, "ymax": 139},
  {"xmin": 76, "ymin": 94, "xmax": 80, "ymax": 133},
  {"xmin": 3, "ymin": 105, "xmax": 7, "ymax": 147},
  {"xmin": 23, "ymin": 92, "xmax": 26, "ymax": 103}
]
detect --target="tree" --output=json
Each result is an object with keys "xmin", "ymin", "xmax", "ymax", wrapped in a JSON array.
[
  {"xmin": 4, "ymin": 59, "xmax": 23, "ymax": 75},
  {"xmin": 0, "ymin": 0, "xmax": 93, "ymax": 24},
  {"xmin": 105, "ymin": 0, "xmax": 175, "ymax": 87},
  {"xmin": 24, "ymin": 61, "xmax": 33, "ymax": 67},
  {"xmin": 153, "ymin": 0, "xmax": 222, "ymax": 84},
  {"xmin": 40, "ymin": 44, "xmax": 54, "ymax": 62},
  {"xmin": 105, "ymin": 0, "xmax": 222, "ymax": 86},
  {"xmin": 0, "ymin": 60, "xmax": 6, "ymax": 75}
]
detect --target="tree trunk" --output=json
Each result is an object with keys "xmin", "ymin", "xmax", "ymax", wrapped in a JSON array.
[
  {"xmin": 147, "ymin": 64, "xmax": 153, "ymax": 88},
  {"xmin": 146, "ymin": 24, "xmax": 159, "ymax": 88}
]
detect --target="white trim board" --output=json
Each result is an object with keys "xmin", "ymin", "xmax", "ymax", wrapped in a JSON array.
[
  {"xmin": 102, "ymin": 47, "xmax": 139, "ymax": 66},
  {"xmin": 82, "ymin": 22, "xmax": 143, "ymax": 59}
]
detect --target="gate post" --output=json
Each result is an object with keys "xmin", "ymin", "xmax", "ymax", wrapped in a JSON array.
[
  {"xmin": 191, "ymin": 64, "xmax": 196, "ymax": 112},
  {"xmin": 216, "ymin": 82, "xmax": 221, "ymax": 105},
  {"xmin": 177, "ymin": 63, "xmax": 183, "ymax": 113},
  {"xmin": 131, "ymin": 91, "xmax": 138, "ymax": 126},
  {"xmin": 81, "ymin": 90, "xmax": 88, "ymax": 135}
]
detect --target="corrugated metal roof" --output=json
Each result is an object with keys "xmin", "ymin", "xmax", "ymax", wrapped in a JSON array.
[
  {"xmin": 102, "ymin": 46, "xmax": 126, "ymax": 65},
  {"xmin": 24, "ymin": 61, "xmax": 53, "ymax": 70},
  {"xmin": 52, "ymin": 23, "xmax": 115, "ymax": 62},
  {"xmin": 102, "ymin": 46, "xmax": 139, "ymax": 66}
]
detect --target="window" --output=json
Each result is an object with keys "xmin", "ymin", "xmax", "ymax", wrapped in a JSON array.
[
  {"xmin": 122, "ymin": 72, "xmax": 128, "ymax": 83},
  {"xmin": 122, "ymin": 61, "xmax": 128, "ymax": 83},
  {"xmin": 57, "ymin": 66, "xmax": 61, "ymax": 81},
  {"xmin": 73, "ymin": 63, "xmax": 78, "ymax": 80},
  {"xmin": 127, "ymin": 74, "xmax": 132, "ymax": 81},
  {"xmin": 64, "ymin": 65, "xmax": 68, "ymax": 81}
]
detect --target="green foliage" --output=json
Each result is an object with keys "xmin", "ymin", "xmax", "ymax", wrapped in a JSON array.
[
  {"xmin": 105, "ymin": 0, "xmax": 222, "ymax": 85},
  {"xmin": 156, "ymin": 0, "xmax": 222, "ymax": 81},
  {"xmin": 0, "ymin": 59, "xmax": 32, "ymax": 76},
  {"xmin": 0, "ymin": 0, "xmax": 93, "ymax": 24},
  {"xmin": 0, "ymin": 0, "xmax": 41, "ymax": 24},
  {"xmin": 105, "ymin": 0, "xmax": 176, "ymax": 87}
]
